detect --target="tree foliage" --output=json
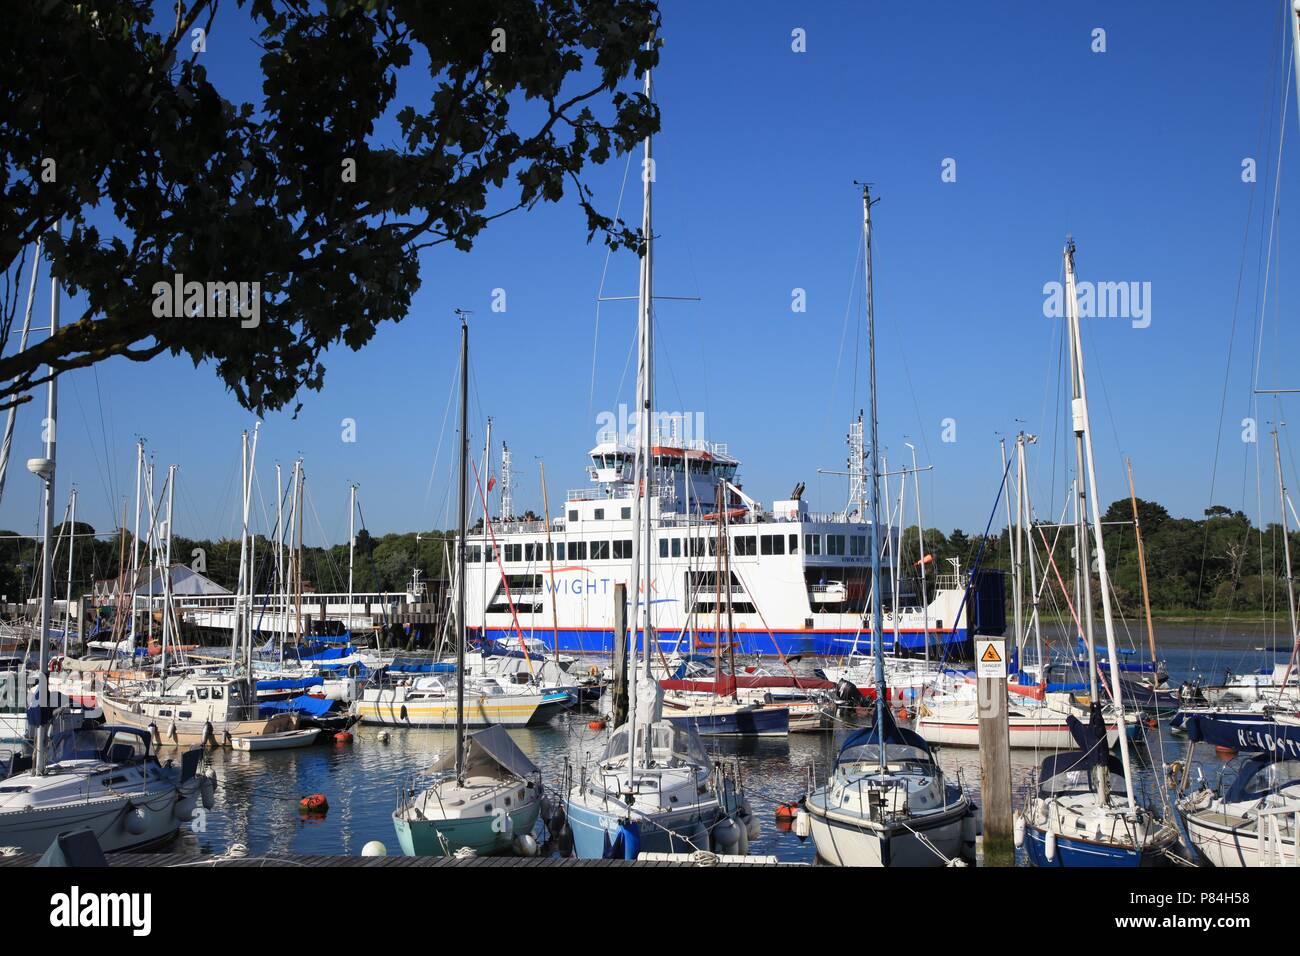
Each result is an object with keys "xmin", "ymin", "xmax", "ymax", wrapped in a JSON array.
[{"xmin": 1, "ymin": 0, "xmax": 659, "ymax": 413}]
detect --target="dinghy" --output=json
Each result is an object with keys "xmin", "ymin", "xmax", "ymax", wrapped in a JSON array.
[{"xmin": 230, "ymin": 727, "xmax": 320, "ymax": 751}]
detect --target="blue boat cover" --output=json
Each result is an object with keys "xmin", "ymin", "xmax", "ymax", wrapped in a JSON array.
[
  {"xmin": 259, "ymin": 694, "xmax": 335, "ymax": 717},
  {"xmin": 1036, "ymin": 703, "xmax": 1117, "ymax": 787},
  {"xmin": 836, "ymin": 702, "xmax": 932, "ymax": 761},
  {"xmin": 1224, "ymin": 753, "xmax": 1300, "ymax": 803}
]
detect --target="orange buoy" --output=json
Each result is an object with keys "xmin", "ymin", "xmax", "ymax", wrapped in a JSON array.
[
  {"xmin": 587, "ymin": 720, "xmax": 606, "ymax": 731},
  {"xmin": 897, "ymin": 706, "xmax": 910, "ymax": 721},
  {"xmin": 1215, "ymin": 745, "xmax": 1238, "ymax": 759},
  {"xmin": 334, "ymin": 732, "xmax": 353, "ymax": 745},
  {"xmin": 1144, "ymin": 717, "xmax": 1158, "ymax": 729},
  {"xmin": 775, "ymin": 801, "xmax": 798, "ymax": 821},
  {"xmin": 300, "ymin": 793, "xmax": 329, "ymax": 813}
]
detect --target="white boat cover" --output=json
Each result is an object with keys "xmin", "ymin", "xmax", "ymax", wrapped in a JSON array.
[
  {"xmin": 636, "ymin": 677, "xmax": 664, "ymax": 723},
  {"xmin": 428, "ymin": 725, "xmax": 539, "ymax": 781}
]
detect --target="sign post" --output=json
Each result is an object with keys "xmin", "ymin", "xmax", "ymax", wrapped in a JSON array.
[{"xmin": 976, "ymin": 638, "xmax": 1013, "ymax": 865}]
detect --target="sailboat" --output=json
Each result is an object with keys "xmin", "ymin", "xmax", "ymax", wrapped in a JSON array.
[
  {"xmin": 1017, "ymin": 240, "xmax": 1179, "ymax": 867},
  {"xmin": 564, "ymin": 56, "xmax": 751, "ymax": 859},
  {"xmin": 0, "ymin": 225, "xmax": 206, "ymax": 852},
  {"xmin": 390, "ymin": 313, "xmax": 544, "ymax": 857},
  {"xmin": 804, "ymin": 186, "xmax": 975, "ymax": 868}
]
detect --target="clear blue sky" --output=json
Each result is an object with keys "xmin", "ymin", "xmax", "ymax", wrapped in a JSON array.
[{"xmin": 4, "ymin": 0, "xmax": 1297, "ymax": 547}]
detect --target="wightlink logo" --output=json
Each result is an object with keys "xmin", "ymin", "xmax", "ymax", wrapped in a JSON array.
[
  {"xmin": 1042, "ymin": 279, "xmax": 1151, "ymax": 329},
  {"xmin": 50, "ymin": 886, "xmax": 151, "ymax": 937}
]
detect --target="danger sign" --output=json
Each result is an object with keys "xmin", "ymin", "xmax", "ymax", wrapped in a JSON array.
[{"xmin": 975, "ymin": 639, "xmax": 1007, "ymax": 678}]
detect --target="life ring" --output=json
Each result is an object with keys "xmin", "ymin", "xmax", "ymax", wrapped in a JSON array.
[
  {"xmin": 49, "ymin": 657, "xmax": 62, "ymax": 673},
  {"xmin": 347, "ymin": 663, "xmax": 359, "ymax": 679},
  {"xmin": 588, "ymin": 665, "xmax": 599, "ymax": 678}
]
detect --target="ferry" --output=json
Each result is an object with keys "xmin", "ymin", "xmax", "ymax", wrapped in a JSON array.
[{"xmin": 462, "ymin": 429, "xmax": 1005, "ymax": 659}]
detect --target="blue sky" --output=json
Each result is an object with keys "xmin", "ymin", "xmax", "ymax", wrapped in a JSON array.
[{"xmin": 4, "ymin": 0, "xmax": 1298, "ymax": 547}]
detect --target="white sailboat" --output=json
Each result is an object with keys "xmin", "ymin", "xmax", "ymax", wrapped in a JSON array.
[
  {"xmin": 804, "ymin": 186, "xmax": 975, "ymax": 868},
  {"xmin": 1017, "ymin": 240, "xmax": 1179, "ymax": 867},
  {"xmin": 392, "ymin": 313, "xmax": 544, "ymax": 857}
]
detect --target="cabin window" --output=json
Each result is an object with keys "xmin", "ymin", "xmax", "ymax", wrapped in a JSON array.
[
  {"xmin": 212, "ymin": 688, "xmax": 223, "ymax": 700},
  {"xmin": 179, "ymin": 711, "xmax": 192, "ymax": 719},
  {"xmin": 827, "ymin": 534, "xmax": 846, "ymax": 556},
  {"xmin": 159, "ymin": 709, "xmax": 172, "ymax": 717},
  {"xmin": 850, "ymin": 535, "xmax": 866, "ymax": 557},
  {"xmin": 591, "ymin": 541, "xmax": 610, "ymax": 560},
  {"xmin": 671, "ymin": 538, "xmax": 682, "ymax": 558},
  {"xmin": 594, "ymin": 508, "xmax": 605, "ymax": 521},
  {"xmin": 789, "ymin": 534, "xmax": 799, "ymax": 554},
  {"xmin": 805, "ymin": 534, "xmax": 822, "ymax": 555},
  {"xmin": 621, "ymin": 507, "xmax": 631, "ymax": 519},
  {"xmin": 613, "ymin": 539, "xmax": 633, "ymax": 560},
  {"xmin": 568, "ymin": 509, "xmax": 579, "ymax": 522},
  {"xmin": 659, "ymin": 539, "xmax": 669, "ymax": 558}
]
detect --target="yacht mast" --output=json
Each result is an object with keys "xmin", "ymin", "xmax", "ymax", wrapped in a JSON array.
[
  {"xmin": 455, "ymin": 311, "xmax": 470, "ymax": 782},
  {"xmin": 347, "ymin": 482, "xmax": 358, "ymax": 637},
  {"xmin": 63, "ymin": 487, "xmax": 77, "ymax": 653},
  {"xmin": 861, "ymin": 184, "xmax": 886, "ymax": 772},
  {"xmin": 31, "ymin": 222, "xmax": 59, "ymax": 777},
  {"xmin": 1065, "ymin": 239, "xmax": 1136, "ymax": 812},
  {"xmin": 1065, "ymin": 248, "xmax": 1098, "ymax": 705}
]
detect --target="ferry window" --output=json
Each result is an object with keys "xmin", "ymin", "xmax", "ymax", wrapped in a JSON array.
[
  {"xmin": 789, "ymin": 534, "xmax": 798, "ymax": 554},
  {"xmin": 524, "ymin": 543, "xmax": 537, "ymax": 562},
  {"xmin": 621, "ymin": 507, "xmax": 631, "ymax": 519},
  {"xmin": 505, "ymin": 544, "xmax": 522, "ymax": 562},
  {"xmin": 735, "ymin": 536, "xmax": 756, "ymax": 556},
  {"xmin": 594, "ymin": 508, "xmax": 605, "ymax": 521},
  {"xmin": 671, "ymin": 538, "xmax": 681, "ymax": 558},
  {"xmin": 805, "ymin": 534, "xmax": 822, "ymax": 555},
  {"xmin": 613, "ymin": 539, "xmax": 632, "ymax": 560},
  {"xmin": 827, "ymin": 535, "xmax": 846, "ymax": 556},
  {"xmin": 760, "ymin": 534, "xmax": 783, "ymax": 555},
  {"xmin": 689, "ymin": 539, "xmax": 705, "ymax": 557},
  {"xmin": 708, "ymin": 538, "xmax": 718, "ymax": 556},
  {"xmin": 850, "ymin": 536, "xmax": 866, "ymax": 556},
  {"xmin": 659, "ymin": 539, "xmax": 669, "ymax": 558},
  {"xmin": 591, "ymin": 541, "xmax": 609, "ymax": 560},
  {"xmin": 568, "ymin": 509, "xmax": 579, "ymax": 522},
  {"xmin": 467, "ymin": 546, "xmax": 481, "ymax": 563},
  {"xmin": 556, "ymin": 542, "xmax": 566, "ymax": 560},
  {"xmin": 570, "ymin": 541, "xmax": 587, "ymax": 560}
]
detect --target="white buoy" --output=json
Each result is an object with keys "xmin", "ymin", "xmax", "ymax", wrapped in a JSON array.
[
  {"xmin": 226, "ymin": 843, "xmax": 249, "ymax": 859},
  {"xmin": 361, "ymin": 840, "xmax": 388, "ymax": 857},
  {"xmin": 1012, "ymin": 811, "xmax": 1026, "ymax": 848},
  {"xmin": 377, "ymin": 731, "xmax": 391, "ymax": 744},
  {"xmin": 1044, "ymin": 829, "xmax": 1057, "ymax": 862}
]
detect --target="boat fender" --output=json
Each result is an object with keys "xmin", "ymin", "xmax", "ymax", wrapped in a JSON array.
[
  {"xmin": 199, "ymin": 769, "xmax": 217, "ymax": 809},
  {"xmin": 556, "ymin": 820, "xmax": 574, "ymax": 856},
  {"xmin": 125, "ymin": 806, "xmax": 149, "ymax": 836},
  {"xmin": 793, "ymin": 808, "xmax": 811, "ymax": 840},
  {"xmin": 148, "ymin": 722, "xmax": 162, "ymax": 747},
  {"xmin": 1012, "ymin": 811, "xmax": 1025, "ymax": 848},
  {"xmin": 168, "ymin": 720, "xmax": 178, "ymax": 742},
  {"xmin": 1166, "ymin": 761, "xmax": 1183, "ymax": 790},
  {"xmin": 399, "ymin": 705, "xmax": 408, "ymax": 723},
  {"xmin": 1044, "ymin": 829, "xmax": 1057, "ymax": 862},
  {"xmin": 739, "ymin": 799, "xmax": 761, "ymax": 842},
  {"xmin": 512, "ymin": 833, "xmax": 538, "ymax": 857},
  {"xmin": 711, "ymin": 816, "xmax": 742, "ymax": 855},
  {"xmin": 361, "ymin": 840, "xmax": 388, "ymax": 857},
  {"xmin": 174, "ymin": 791, "xmax": 198, "ymax": 822},
  {"xmin": 735, "ymin": 815, "xmax": 749, "ymax": 856},
  {"xmin": 201, "ymin": 721, "xmax": 215, "ymax": 750}
]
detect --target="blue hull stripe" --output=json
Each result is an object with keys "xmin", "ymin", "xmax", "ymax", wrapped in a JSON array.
[{"xmin": 478, "ymin": 627, "xmax": 971, "ymax": 657}]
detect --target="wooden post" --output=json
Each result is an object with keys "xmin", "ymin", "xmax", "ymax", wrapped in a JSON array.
[
  {"xmin": 611, "ymin": 583, "xmax": 629, "ymax": 727},
  {"xmin": 976, "ymin": 637, "xmax": 1013, "ymax": 865}
]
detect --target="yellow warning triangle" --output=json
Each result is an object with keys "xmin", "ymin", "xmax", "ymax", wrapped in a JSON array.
[{"xmin": 980, "ymin": 643, "xmax": 1002, "ymax": 664}]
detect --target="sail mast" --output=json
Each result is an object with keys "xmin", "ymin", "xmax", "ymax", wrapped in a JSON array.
[
  {"xmin": 455, "ymin": 311, "xmax": 469, "ymax": 782},
  {"xmin": 32, "ymin": 222, "xmax": 59, "ymax": 777},
  {"xmin": 1125, "ymin": 459, "xmax": 1158, "ymax": 667},
  {"xmin": 1065, "ymin": 247, "xmax": 1098, "ymax": 704},
  {"xmin": 861, "ymin": 184, "xmax": 886, "ymax": 771},
  {"xmin": 1065, "ymin": 240, "xmax": 1136, "ymax": 813}
]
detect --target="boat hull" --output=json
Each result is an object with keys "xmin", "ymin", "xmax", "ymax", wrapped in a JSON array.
[
  {"xmin": 393, "ymin": 803, "xmax": 541, "ymax": 856},
  {"xmin": 0, "ymin": 788, "xmax": 191, "ymax": 856},
  {"xmin": 355, "ymin": 693, "xmax": 539, "ymax": 728},
  {"xmin": 1182, "ymin": 809, "xmax": 1297, "ymax": 867},
  {"xmin": 565, "ymin": 800, "xmax": 721, "ymax": 859},
  {"xmin": 807, "ymin": 801, "xmax": 970, "ymax": 867},
  {"xmin": 663, "ymin": 705, "xmax": 789, "ymax": 737},
  {"xmin": 1023, "ymin": 825, "xmax": 1171, "ymax": 868},
  {"xmin": 99, "ymin": 697, "xmax": 296, "ymax": 747}
]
